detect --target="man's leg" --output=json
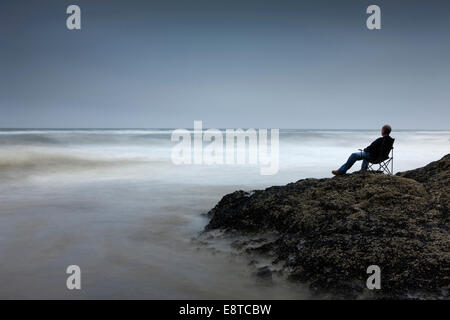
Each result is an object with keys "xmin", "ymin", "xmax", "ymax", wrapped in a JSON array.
[
  {"xmin": 361, "ymin": 151, "xmax": 371, "ymax": 170},
  {"xmin": 336, "ymin": 152, "xmax": 363, "ymax": 174},
  {"xmin": 361, "ymin": 159, "xmax": 369, "ymax": 170}
]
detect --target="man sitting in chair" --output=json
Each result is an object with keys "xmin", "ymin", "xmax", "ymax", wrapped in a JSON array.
[{"xmin": 332, "ymin": 125, "xmax": 394, "ymax": 175}]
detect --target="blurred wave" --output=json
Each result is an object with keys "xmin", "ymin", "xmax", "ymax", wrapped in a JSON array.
[{"xmin": 0, "ymin": 129, "xmax": 449, "ymax": 183}]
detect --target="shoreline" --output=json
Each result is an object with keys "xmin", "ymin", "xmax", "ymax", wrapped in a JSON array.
[{"xmin": 204, "ymin": 155, "xmax": 450, "ymax": 299}]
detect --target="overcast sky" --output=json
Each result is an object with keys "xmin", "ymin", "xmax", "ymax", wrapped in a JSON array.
[{"xmin": 1, "ymin": 0, "xmax": 449, "ymax": 129}]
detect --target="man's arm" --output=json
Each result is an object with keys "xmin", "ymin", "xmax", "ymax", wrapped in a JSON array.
[{"xmin": 364, "ymin": 137, "xmax": 383, "ymax": 154}]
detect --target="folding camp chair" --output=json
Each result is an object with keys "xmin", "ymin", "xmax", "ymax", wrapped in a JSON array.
[{"xmin": 360, "ymin": 138, "xmax": 395, "ymax": 174}]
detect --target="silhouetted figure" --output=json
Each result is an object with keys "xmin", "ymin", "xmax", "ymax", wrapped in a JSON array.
[{"xmin": 332, "ymin": 125, "xmax": 394, "ymax": 175}]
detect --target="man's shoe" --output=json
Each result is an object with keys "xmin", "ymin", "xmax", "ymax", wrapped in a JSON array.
[{"xmin": 332, "ymin": 170, "xmax": 342, "ymax": 176}]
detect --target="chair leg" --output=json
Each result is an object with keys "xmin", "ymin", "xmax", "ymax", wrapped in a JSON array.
[
  {"xmin": 381, "ymin": 158, "xmax": 393, "ymax": 175},
  {"xmin": 367, "ymin": 154, "xmax": 393, "ymax": 175},
  {"xmin": 391, "ymin": 157, "xmax": 394, "ymax": 174}
]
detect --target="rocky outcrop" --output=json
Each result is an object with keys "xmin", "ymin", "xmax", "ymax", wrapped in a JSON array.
[{"xmin": 205, "ymin": 155, "xmax": 450, "ymax": 299}]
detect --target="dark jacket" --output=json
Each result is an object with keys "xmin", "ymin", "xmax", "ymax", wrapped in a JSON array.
[{"xmin": 364, "ymin": 135, "xmax": 394, "ymax": 162}]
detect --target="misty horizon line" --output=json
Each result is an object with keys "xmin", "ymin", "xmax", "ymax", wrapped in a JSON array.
[{"xmin": 0, "ymin": 127, "xmax": 449, "ymax": 131}]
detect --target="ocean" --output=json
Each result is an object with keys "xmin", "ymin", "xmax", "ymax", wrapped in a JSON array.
[{"xmin": 0, "ymin": 129, "xmax": 448, "ymax": 298}]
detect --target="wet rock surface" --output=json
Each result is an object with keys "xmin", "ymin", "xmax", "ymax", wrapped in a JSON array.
[{"xmin": 205, "ymin": 155, "xmax": 450, "ymax": 299}]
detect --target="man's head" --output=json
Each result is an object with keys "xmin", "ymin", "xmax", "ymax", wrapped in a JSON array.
[{"xmin": 381, "ymin": 124, "xmax": 392, "ymax": 136}]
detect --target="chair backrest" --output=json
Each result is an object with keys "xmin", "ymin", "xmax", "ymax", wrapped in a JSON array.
[{"xmin": 380, "ymin": 137, "xmax": 394, "ymax": 161}]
